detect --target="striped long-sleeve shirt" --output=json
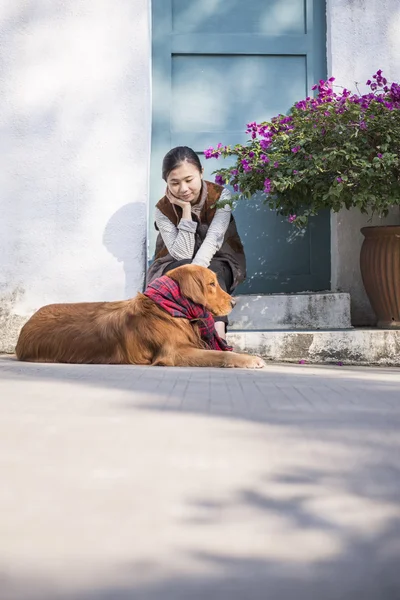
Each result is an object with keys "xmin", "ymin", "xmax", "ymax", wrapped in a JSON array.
[{"xmin": 154, "ymin": 187, "xmax": 232, "ymax": 267}]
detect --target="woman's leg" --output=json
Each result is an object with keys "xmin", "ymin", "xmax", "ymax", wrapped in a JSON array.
[
  {"xmin": 162, "ymin": 259, "xmax": 192, "ymax": 274},
  {"xmin": 208, "ymin": 259, "xmax": 234, "ymax": 340},
  {"xmin": 214, "ymin": 321, "xmax": 226, "ymax": 339}
]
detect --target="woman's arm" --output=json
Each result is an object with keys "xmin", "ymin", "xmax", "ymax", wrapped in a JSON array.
[
  {"xmin": 155, "ymin": 208, "xmax": 197, "ymax": 260},
  {"xmin": 192, "ymin": 189, "xmax": 232, "ymax": 267}
]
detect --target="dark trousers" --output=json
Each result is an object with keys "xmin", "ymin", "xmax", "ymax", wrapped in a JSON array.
[{"xmin": 163, "ymin": 259, "xmax": 233, "ymax": 328}]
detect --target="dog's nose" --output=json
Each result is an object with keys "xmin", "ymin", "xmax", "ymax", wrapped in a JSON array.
[{"xmin": 230, "ymin": 297, "xmax": 236, "ymax": 308}]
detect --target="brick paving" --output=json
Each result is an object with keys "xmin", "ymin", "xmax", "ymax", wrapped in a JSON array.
[{"xmin": 0, "ymin": 355, "xmax": 400, "ymax": 599}]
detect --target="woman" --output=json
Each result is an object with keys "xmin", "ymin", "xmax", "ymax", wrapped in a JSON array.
[{"xmin": 147, "ymin": 146, "xmax": 246, "ymax": 339}]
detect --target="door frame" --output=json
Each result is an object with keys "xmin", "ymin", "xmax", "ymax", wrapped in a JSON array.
[{"xmin": 149, "ymin": 0, "xmax": 330, "ymax": 291}]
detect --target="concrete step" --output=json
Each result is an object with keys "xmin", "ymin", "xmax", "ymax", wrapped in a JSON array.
[
  {"xmin": 227, "ymin": 329, "xmax": 400, "ymax": 367},
  {"xmin": 230, "ymin": 292, "xmax": 351, "ymax": 330}
]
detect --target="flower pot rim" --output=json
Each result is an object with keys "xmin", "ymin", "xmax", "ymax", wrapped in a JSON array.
[{"xmin": 361, "ymin": 225, "xmax": 400, "ymax": 236}]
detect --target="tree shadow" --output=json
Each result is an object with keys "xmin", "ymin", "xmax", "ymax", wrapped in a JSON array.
[
  {"xmin": 0, "ymin": 359, "xmax": 400, "ymax": 599},
  {"xmin": 0, "ymin": 464, "xmax": 399, "ymax": 599}
]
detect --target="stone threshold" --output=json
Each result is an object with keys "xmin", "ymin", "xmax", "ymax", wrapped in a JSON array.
[
  {"xmin": 227, "ymin": 329, "xmax": 400, "ymax": 367},
  {"xmin": 2, "ymin": 330, "xmax": 398, "ymax": 367},
  {"xmin": 230, "ymin": 292, "xmax": 351, "ymax": 330}
]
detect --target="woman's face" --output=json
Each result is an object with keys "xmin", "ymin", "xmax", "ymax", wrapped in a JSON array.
[{"xmin": 166, "ymin": 160, "xmax": 203, "ymax": 204}]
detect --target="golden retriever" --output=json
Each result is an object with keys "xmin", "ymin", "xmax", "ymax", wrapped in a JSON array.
[{"xmin": 15, "ymin": 265, "xmax": 265, "ymax": 368}]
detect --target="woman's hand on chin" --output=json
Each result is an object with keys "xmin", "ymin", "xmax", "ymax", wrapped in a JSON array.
[{"xmin": 168, "ymin": 195, "xmax": 192, "ymax": 209}]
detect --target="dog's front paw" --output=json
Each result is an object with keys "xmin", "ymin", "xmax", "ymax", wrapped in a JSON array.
[
  {"xmin": 246, "ymin": 355, "xmax": 266, "ymax": 369},
  {"xmin": 238, "ymin": 354, "xmax": 266, "ymax": 369}
]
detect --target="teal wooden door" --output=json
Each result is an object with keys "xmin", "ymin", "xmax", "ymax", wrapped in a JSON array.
[{"xmin": 150, "ymin": 0, "xmax": 330, "ymax": 294}]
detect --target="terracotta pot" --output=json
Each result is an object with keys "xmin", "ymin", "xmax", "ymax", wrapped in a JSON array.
[{"xmin": 360, "ymin": 225, "xmax": 400, "ymax": 328}]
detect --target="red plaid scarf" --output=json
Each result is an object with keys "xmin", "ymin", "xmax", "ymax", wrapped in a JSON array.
[{"xmin": 144, "ymin": 275, "xmax": 232, "ymax": 352}]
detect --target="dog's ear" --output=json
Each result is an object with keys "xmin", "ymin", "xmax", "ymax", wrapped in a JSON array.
[{"xmin": 167, "ymin": 265, "xmax": 207, "ymax": 306}]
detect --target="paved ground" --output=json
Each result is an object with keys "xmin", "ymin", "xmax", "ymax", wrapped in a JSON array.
[{"xmin": 0, "ymin": 355, "xmax": 400, "ymax": 600}]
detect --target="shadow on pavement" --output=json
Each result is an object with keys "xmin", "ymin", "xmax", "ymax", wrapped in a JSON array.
[{"xmin": 1, "ymin": 357, "xmax": 400, "ymax": 599}]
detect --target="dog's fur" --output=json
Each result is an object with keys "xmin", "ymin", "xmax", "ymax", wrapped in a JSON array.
[{"xmin": 15, "ymin": 265, "xmax": 265, "ymax": 368}]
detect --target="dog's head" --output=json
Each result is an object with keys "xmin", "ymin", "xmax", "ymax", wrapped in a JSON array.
[{"xmin": 166, "ymin": 264, "xmax": 235, "ymax": 316}]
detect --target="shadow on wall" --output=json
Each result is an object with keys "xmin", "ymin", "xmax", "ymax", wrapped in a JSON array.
[{"xmin": 103, "ymin": 202, "xmax": 147, "ymax": 298}]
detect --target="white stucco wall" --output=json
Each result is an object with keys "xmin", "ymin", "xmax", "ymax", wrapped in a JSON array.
[
  {"xmin": 0, "ymin": 0, "xmax": 151, "ymax": 352},
  {"xmin": 2, "ymin": 1, "xmax": 399, "ymax": 353},
  {"xmin": 327, "ymin": 0, "xmax": 400, "ymax": 325}
]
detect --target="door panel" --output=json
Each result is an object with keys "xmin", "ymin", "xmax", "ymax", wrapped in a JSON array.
[
  {"xmin": 151, "ymin": 0, "xmax": 330, "ymax": 293},
  {"xmin": 171, "ymin": 0, "xmax": 306, "ymax": 34}
]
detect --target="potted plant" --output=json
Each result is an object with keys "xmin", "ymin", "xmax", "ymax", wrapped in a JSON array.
[{"xmin": 205, "ymin": 71, "xmax": 400, "ymax": 328}]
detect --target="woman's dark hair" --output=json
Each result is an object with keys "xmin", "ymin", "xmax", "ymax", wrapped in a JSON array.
[{"xmin": 162, "ymin": 146, "xmax": 202, "ymax": 181}]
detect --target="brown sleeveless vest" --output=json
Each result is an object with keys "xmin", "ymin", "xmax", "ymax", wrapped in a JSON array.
[{"xmin": 147, "ymin": 181, "xmax": 246, "ymax": 290}]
